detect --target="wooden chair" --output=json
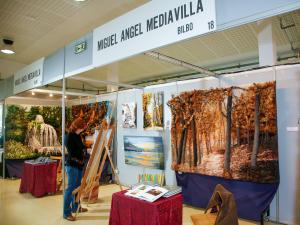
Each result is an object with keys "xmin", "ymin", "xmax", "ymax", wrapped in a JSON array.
[{"xmin": 191, "ymin": 213, "xmax": 217, "ymax": 225}]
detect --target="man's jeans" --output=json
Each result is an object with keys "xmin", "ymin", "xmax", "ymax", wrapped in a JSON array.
[{"xmin": 63, "ymin": 166, "xmax": 83, "ymax": 217}]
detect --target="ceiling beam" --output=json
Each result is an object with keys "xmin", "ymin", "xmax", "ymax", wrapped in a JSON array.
[
  {"xmin": 7, "ymin": 96, "xmax": 61, "ymax": 102},
  {"xmin": 69, "ymin": 76, "xmax": 144, "ymax": 89},
  {"xmin": 31, "ymin": 88, "xmax": 96, "ymax": 97},
  {"xmin": 144, "ymin": 51, "xmax": 217, "ymax": 77}
]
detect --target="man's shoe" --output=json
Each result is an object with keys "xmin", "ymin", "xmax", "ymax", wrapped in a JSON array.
[
  {"xmin": 64, "ymin": 215, "xmax": 76, "ymax": 221},
  {"xmin": 79, "ymin": 207, "xmax": 88, "ymax": 213}
]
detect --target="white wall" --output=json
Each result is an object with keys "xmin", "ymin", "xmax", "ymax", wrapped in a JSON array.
[
  {"xmin": 272, "ymin": 65, "xmax": 300, "ymax": 225},
  {"xmin": 113, "ymin": 68, "xmax": 279, "ymax": 187}
]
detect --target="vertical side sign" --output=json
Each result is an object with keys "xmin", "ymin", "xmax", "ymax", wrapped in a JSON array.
[
  {"xmin": 93, "ymin": 0, "xmax": 216, "ymax": 68},
  {"xmin": 13, "ymin": 58, "xmax": 44, "ymax": 94}
]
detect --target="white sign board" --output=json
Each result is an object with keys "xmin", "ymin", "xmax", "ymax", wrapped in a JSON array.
[
  {"xmin": 13, "ymin": 58, "xmax": 44, "ymax": 94},
  {"xmin": 93, "ymin": 0, "xmax": 216, "ymax": 68}
]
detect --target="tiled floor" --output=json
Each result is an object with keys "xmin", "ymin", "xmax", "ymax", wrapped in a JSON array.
[{"xmin": 0, "ymin": 179, "xmax": 279, "ymax": 225}]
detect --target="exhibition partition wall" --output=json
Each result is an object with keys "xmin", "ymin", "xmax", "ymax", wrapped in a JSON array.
[{"xmin": 110, "ymin": 64, "xmax": 300, "ymax": 223}]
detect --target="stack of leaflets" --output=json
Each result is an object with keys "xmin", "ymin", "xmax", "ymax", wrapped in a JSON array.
[
  {"xmin": 163, "ymin": 185, "xmax": 182, "ymax": 197},
  {"xmin": 25, "ymin": 157, "xmax": 56, "ymax": 165},
  {"xmin": 125, "ymin": 184, "xmax": 169, "ymax": 202}
]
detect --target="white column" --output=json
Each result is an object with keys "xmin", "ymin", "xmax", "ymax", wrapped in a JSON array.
[
  {"xmin": 107, "ymin": 63, "xmax": 119, "ymax": 92},
  {"xmin": 257, "ymin": 19, "xmax": 277, "ymax": 66},
  {"xmin": 61, "ymin": 47, "xmax": 66, "ymax": 218},
  {"xmin": 257, "ymin": 19, "xmax": 278, "ymax": 223}
]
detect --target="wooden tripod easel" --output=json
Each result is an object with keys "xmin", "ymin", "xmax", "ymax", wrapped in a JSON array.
[{"xmin": 72, "ymin": 123, "xmax": 122, "ymax": 218}]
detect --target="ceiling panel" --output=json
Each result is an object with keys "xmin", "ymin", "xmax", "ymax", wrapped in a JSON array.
[
  {"xmin": 154, "ymin": 12, "xmax": 297, "ymax": 73},
  {"xmin": 73, "ymin": 53, "xmax": 189, "ymax": 85},
  {"xmin": 18, "ymin": 0, "xmax": 81, "ymax": 18},
  {"xmin": 0, "ymin": 0, "xmax": 65, "ymax": 26},
  {"xmin": 0, "ymin": 0, "xmax": 149, "ymax": 78},
  {"xmin": 201, "ymin": 32, "xmax": 239, "ymax": 57},
  {"xmin": 273, "ymin": 18, "xmax": 290, "ymax": 46},
  {"xmin": 223, "ymin": 24, "xmax": 258, "ymax": 53},
  {"xmin": 177, "ymin": 37, "xmax": 218, "ymax": 61}
]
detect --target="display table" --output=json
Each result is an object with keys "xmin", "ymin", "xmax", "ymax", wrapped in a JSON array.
[
  {"xmin": 109, "ymin": 190, "xmax": 183, "ymax": 225},
  {"xmin": 19, "ymin": 162, "xmax": 57, "ymax": 197},
  {"xmin": 6, "ymin": 159, "xmax": 29, "ymax": 178}
]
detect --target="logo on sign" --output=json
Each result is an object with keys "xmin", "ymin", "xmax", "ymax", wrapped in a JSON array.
[{"xmin": 14, "ymin": 69, "xmax": 41, "ymax": 86}]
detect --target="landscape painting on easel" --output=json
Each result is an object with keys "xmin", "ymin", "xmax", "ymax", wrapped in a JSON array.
[
  {"xmin": 143, "ymin": 92, "xmax": 163, "ymax": 130},
  {"xmin": 71, "ymin": 101, "xmax": 112, "ymax": 136},
  {"xmin": 124, "ymin": 136, "xmax": 164, "ymax": 170},
  {"xmin": 168, "ymin": 81, "xmax": 279, "ymax": 183}
]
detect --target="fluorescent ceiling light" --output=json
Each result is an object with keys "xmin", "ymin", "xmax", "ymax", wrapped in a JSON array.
[{"xmin": 1, "ymin": 49, "xmax": 15, "ymax": 54}]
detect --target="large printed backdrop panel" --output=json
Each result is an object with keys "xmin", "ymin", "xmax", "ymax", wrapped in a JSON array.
[{"xmin": 168, "ymin": 81, "xmax": 278, "ymax": 183}]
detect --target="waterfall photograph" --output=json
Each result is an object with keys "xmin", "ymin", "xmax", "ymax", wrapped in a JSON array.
[{"xmin": 4, "ymin": 104, "xmax": 69, "ymax": 159}]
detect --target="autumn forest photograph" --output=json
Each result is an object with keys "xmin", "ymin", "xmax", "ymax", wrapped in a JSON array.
[{"xmin": 168, "ymin": 81, "xmax": 278, "ymax": 183}]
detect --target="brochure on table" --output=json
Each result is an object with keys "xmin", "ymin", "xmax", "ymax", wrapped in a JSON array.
[{"xmin": 125, "ymin": 184, "xmax": 169, "ymax": 202}]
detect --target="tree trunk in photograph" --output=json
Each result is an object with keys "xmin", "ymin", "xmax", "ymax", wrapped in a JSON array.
[
  {"xmin": 177, "ymin": 127, "xmax": 187, "ymax": 164},
  {"xmin": 224, "ymin": 94, "xmax": 232, "ymax": 172},
  {"xmin": 236, "ymin": 124, "xmax": 241, "ymax": 146},
  {"xmin": 197, "ymin": 128, "xmax": 202, "ymax": 165},
  {"xmin": 247, "ymin": 129, "xmax": 250, "ymax": 147},
  {"xmin": 182, "ymin": 128, "xmax": 187, "ymax": 164},
  {"xmin": 188, "ymin": 129, "xmax": 192, "ymax": 168},
  {"xmin": 172, "ymin": 114, "xmax": 178, "ymax": 161},
  {"xmin": 251, "ymin": 92, "xmax": 261, "ymax": 167},
  {"xmin": 191, "ymin": 118, "xmax": 198, "ymax": 167},
  {"xmin": 205, "ymin": 133, "xmax": 210, "ymax": 155},
  {"xmin": 208, "ymin": 135, "xmax": 211, "ymax": 153},
  {"xmin": 143, "ymin": 113, "xmax": 146, "ymax": 128}
]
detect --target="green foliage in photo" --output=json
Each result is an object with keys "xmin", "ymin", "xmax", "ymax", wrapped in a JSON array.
[
  {"xmin": 5, "ymin": 140, "xmax": 40, "ymax": 159},
  {"xmin": 5, "ymin": 105, "xmax": 28, "ymax": 142}
]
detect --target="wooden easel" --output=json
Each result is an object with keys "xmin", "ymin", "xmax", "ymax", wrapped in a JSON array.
[
  {"xmin": 50, "ymin": 155, "xmax": 63, "ymax": 191},
  {"xmin": 72, "ymin": 123, "xmax": 122, "ymax": 218}
]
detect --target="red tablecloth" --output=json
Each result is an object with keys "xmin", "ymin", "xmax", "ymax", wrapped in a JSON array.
[
  {"xmin": 109, "ymin": 190, "xmax": 183, "ymax": 225},
  {"xmin": 19, "ymin": 162, "xmax": 57, "ymax": 197}
]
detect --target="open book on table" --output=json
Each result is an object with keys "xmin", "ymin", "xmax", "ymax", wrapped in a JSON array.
[{"xmin": 125, "ymin": 184, "xmax": 169, "ymax": 202}]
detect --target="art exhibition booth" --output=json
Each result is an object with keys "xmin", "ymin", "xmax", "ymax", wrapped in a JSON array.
[{"xmin": 1, "ymin": 0, "xmax": 300, "ymax": 224}]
